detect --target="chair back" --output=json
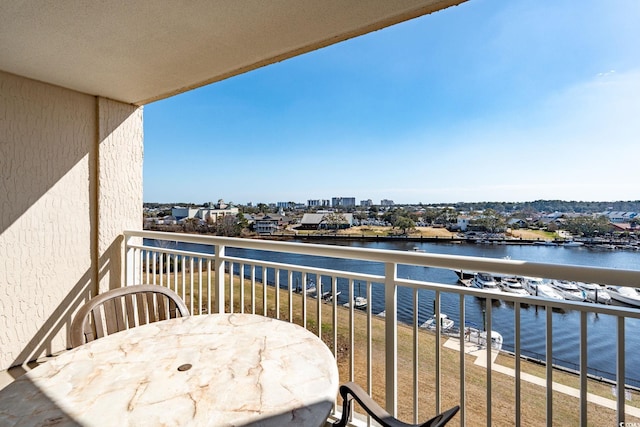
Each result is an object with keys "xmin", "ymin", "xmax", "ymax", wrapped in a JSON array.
[{"xmin": 70, "ymin": 285, "xmax": 189, "ymax": 348}]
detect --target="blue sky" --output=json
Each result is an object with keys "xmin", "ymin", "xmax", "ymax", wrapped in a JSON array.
[{"xmin": 143, "ymin": 0, "xmax": 640, "ymax": 205}]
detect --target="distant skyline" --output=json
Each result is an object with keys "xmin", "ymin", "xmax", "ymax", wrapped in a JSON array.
[{"xmin": 143, "ymin": 0, "xmax": 640, "ymax": 205}]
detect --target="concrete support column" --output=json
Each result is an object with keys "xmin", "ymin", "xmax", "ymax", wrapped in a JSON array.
[{"xmin": 96, "ymin": 98, "xmax": 143, "ymax": 294}]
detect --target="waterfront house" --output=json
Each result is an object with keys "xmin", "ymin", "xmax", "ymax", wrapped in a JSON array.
[{"xmin": 253, "ymin": 214, "xmax": 291, "ymax": 235}]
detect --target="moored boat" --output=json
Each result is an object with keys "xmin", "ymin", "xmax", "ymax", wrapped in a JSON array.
[
  {"xmin": 421, "ymin": 313, "xmax": 455, "ymax": 331},
  {"xmin": 576, "ymin": 282, "xmax": 611, "ymax": 304},
  {"xmin": 472, "ymin": 272, "xmax": 503, "ymax": 294},
  {"xmin": 606, "ymin": 286, "xmax": 640, "ymax": 307},
  {"xmin": 321, "ymin": 290, "xmax": 341, "ymax": 302},
  {"xmin": 551, "ymin": 280, "xmax": 586, "ymax": 301},
  {"xmin": 522, "ymin": 277, "xmax": 564, "ymax": 300},
  {"xmin": 343, "ymin": 295, "xmax": 367, "ymax": 310},
  {"xmin": 499, "ymin": 276, "xmax": 529, "ymax": 295}
]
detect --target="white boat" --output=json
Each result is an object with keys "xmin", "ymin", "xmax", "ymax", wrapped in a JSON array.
[
  {"xmin": 563, "ymin": 240, "xmax": 584, "ymax": 247},
  {"xmin": 534, "ymin": 240, "xmax": 558, "ymax": 246},
  {"xmin": 522, "ymin": 277, "xmax": 564, "ymax": 300},
  {"xmin": 464, "ymin": 327, "xmax": 503, "ymax": 351},
  {"xmin": 343, "ymin": 295, "xmax": 367, "ymax": 309},
  {"xmin": 550, "ymin": 280, "xmax": 586, "ymax": 301},
  {"xmin": 421, "ymin": 313, "xmax": 454, "ymax": 331},
  {"xmin": 321, "ymin": 290, "xmax": 341, "ymax": 302},
  {"xmin": 499, "ymin": 277, "xmax": 529, "ymax": 296},
  {"xmin": 295, "ymin": 281, "xmax": 316, "ymax": 295},
  {"xmin": 410, "ymin": 246, "xmax": 425, "ymax": 253},
  {"xmin": 471, "ymin": 272, "xmax": 503, "ymax": 293},
  {"xmin": 576, "ymin": 282, "xmax": 611, "ymax": 304},
  {"xmin": 606, "ymin": 286, "xmax": 640, "ymax": 307}
]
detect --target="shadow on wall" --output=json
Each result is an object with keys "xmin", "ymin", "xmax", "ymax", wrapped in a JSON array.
[{"xmin": 9, "ymin": 238, "xmax": 125, "ymax": 375}]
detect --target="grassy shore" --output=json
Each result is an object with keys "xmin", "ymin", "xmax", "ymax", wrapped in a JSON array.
[
  {"xmin": 154, "ymin": 271, "xmax": 638, "ymax": 426},
  {"xmin": 292, "ymin": 225, "xmax": 558, "ymax": 241}
]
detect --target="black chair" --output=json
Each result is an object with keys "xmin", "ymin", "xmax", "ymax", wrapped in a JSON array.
[{"xmin": 333, "ymin": 382, "xmax": 459, "ymax": 427}]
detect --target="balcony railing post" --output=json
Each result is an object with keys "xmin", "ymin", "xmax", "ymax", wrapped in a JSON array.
[
  {"xmin": 617, "ymin": 316, "xmax": 625, "ymax": 426},
  {"xmin": 214, "ymin": 244, "xmax": 225, "ymax": 314},
  {"xmin": 124, "ymin": 234, "xmax": 138, "ymax": 286},
  {"xmin": 384, "ymin": 262, "xmax": 398, "ymax": 417}
]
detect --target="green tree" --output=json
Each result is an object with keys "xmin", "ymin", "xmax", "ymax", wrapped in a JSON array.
[
  {"xmin": 564, "ymin": 215, "xmax": 611, "ymax": 237},
  {"xmin": 475, "ymin": 209, "xmax": 506, "ymax": 233},
  {"xmin": 394, "ymin": 216, "xmax": 415, "ymax": 235},
  {"xmin": 436, "ymin": 208, "xmax": 457, "ymax": 225}
]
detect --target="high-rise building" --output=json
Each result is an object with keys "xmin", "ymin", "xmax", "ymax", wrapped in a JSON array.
[
  {"xmin": 307, "ymin": 199, "xmax": 330, "ymax": 207},
  {"xmin": 332, "ymin": 197, "xmax": 356, "ymax": 208}
]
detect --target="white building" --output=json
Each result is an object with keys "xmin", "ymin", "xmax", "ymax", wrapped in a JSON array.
[
  {"xmin": 332, "ymin": 197, "xmax": 356, "ymax": 208},
  {"xmin": 308, "ymin": 199, "xmax": 331, "ymax": 207}
]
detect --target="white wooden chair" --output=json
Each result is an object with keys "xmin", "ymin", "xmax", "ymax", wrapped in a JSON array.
[{"xmin": 70, "ymin": 285, "xmax": 190, "ymax": 348}]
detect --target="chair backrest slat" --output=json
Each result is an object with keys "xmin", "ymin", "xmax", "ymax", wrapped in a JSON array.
[
  {"xmin": 102, "ymin": 299, "xmax": 119, "ymax": 335},
  {"xmin": 157, "ymin": 294, "xmax": 168, "ymax": 321},
  {"xmin": 124, "ymin": 294, "xmax": 137, "ymax": 328},
  {"xmin": 70, "ymin": 285, "xmax": 189, "ymax": 348},
  {"xmin": 147, "ymin": 292, "xmax": 158, "ymax": 322},
  {"xmin": 136, "ymin": 291, "xmax": 148, "ymax": 325}
]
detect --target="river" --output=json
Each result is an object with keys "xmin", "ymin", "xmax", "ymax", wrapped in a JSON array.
[{"xmin": 147, "ymin": 238, "xmax": 640, "ymax": 387}]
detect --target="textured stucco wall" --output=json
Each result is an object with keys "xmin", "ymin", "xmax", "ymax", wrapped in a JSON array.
[
  {"xmin": 96, "ymin": 98, "xmax": 143, "ymax": 294},
  {"xmin": 0, "ymin": 71, "xmax": 142, "ymax": 371}
]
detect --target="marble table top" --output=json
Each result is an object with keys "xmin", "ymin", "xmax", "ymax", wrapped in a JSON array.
[{"xmin": 0, "ymin": 314, "xmax": 339, "ymax": 426}]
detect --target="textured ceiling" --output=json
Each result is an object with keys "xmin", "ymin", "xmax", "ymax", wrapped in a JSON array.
[{"xmin": 0, "ymin": 1, "xmax": 465, "ymax": 105}]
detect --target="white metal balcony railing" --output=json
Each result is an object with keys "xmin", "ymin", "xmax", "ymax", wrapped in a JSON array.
[{"xmin": 123, "ymin": 230, "xmax": 640, "ymax": 426}]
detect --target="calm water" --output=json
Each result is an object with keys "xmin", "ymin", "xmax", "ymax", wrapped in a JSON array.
[{"xmin": 148, "ymin": 238, "xmax": 640, "ymax": 386}]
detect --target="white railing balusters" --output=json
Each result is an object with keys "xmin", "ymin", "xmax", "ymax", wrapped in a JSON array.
[
  {"xmin": 302, "ymin": 272, "xmax": 308, "ymax": 329},
  {"xmin": 317, "ymin": 275, "xmax": 322, "ymax": 339},
  {"xmin": 151, "ymin": 252, "xmax": 156, "ymax": 285},
  {"xmin": 240, "ymin": 264, "xmax": 246, "ymax": 314},
  {"xmin": 367, "ymin": 280, "xmax": 373, "ymax": 426},
  {"xmin": 580, "ymin": 310, "xmax": 587, "ymax": 426},
  {"xmin": 214, "ymin": 245, "xmax": 224, "ymax": 314},
  {"xmin": 459, "ymin": 294, "xmax": 466, "ymax": 427},
  {"xmin": 348, "ymin": 279, "xmax": 355, "ymax": 382},
  {"xmin": 197, "ymin": 257, "xmax": 203, "ymax": 314},
  {"xmin": 287, "ymin": 270, "xmax": 293, "ymax": 321},
  {"xmin": 546, "ymin": 306, "xmax": 553, "ymax": 426},
  {"xmin": 251, "ymin": 264, "xmax": 256, "ymax": 314},
  {"xmin": 173, "ymin": 255, "xmax": 178, "ymax": 295},
  {"xmin": 332, "ymin": 276, "xmax": 338, "ymax": 358},
  {"xmin": 180, "ymin": 255, "xmax": 186, "ymax": 303},
  {"xmin": 435, "ymin": 290, "xmax": 442, "ymax": 413},
  {"xmin": 207, "ymin": 258, "xmax": 212, "ymax": 314},
  {"xmin": 617, "ymin": 316, "xmax": 625, "ymax": 426},
  {"xmin": 486, "ymin": 298, "xmax": 493, "ymax": 427},
  {"xmin": 412, "ymin": 288, "xmax": 419, "ymax": 424},
  {"xmin": 384, "ymin": 262, "xmax": 398, "ymax": 417},
  {"xmin": 515, "ymin": 302, "xmax": 521, "ymax": 427},
  {"xmin": 262, "ymin": 266, "xmax": 267, "ymax": 316}
]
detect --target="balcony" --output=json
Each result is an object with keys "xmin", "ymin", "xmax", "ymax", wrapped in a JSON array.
[{"xmin": 123, "ymin": 230, "xmax": 640, "ymax": 426}]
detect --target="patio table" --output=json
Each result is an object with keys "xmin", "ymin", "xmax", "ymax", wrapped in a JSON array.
[{"xmin": 0, "ymin": 313, "xmax": 339, "ymax": 426}]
